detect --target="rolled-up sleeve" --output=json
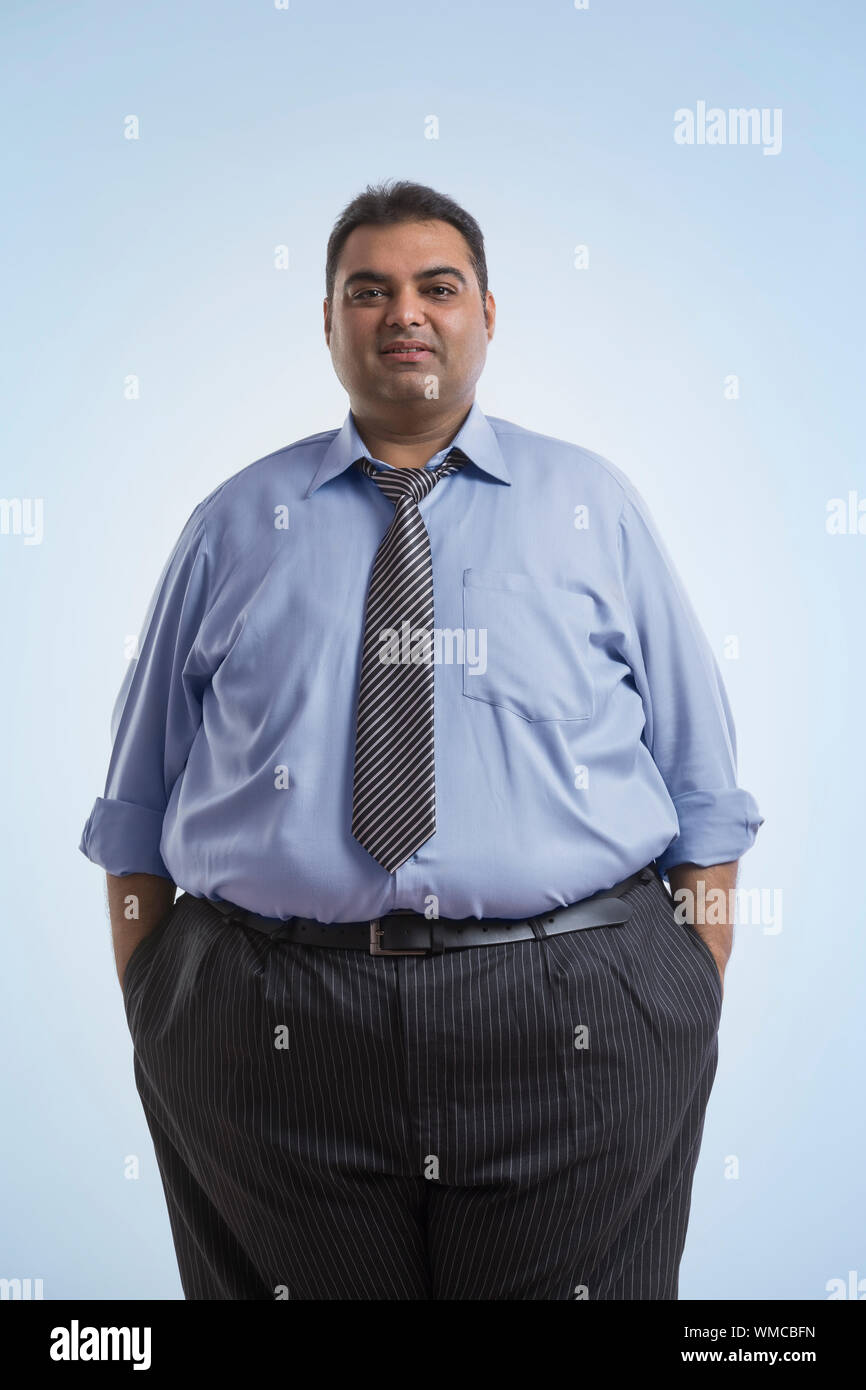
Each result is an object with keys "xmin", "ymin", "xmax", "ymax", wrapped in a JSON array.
[
  {"xmin": 79, "ymin": 501, "xmax": 211, "ymax": 878},
  {"xmin": 616, "ymin": 484, "xmax": 764, "ymax": 875}
]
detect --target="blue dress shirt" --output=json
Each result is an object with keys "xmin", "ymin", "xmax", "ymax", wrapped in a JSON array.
[{"xmin": 79, "ymin": 400, "xmax": 764, "ymax": 922}]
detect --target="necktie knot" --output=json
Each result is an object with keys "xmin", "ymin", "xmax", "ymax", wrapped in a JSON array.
[{"xmin": 356, "ymin": 447, "xmax": 469, "ymax": 505}]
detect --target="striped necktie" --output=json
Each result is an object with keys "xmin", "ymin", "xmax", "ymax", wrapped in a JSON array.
[{"xmin": 352, "ymin": 446, "xmax": 470, "ymax": 872}]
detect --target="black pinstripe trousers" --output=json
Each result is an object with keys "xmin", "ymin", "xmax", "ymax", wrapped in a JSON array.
[{"xmin": 122, "ymin": 869, "xmax": 722, "ymax": 1300}]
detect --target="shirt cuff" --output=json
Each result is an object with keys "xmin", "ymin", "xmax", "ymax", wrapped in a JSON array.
[
  {"xmin": 78, "ymin": 796, "xmax": 172, "ymax": 879},
  {"xmin": 655, "ymin": 788, "xmax": 765, "ymax": 877}
]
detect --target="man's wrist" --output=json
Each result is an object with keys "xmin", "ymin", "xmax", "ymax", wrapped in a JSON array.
[
  {"xmin": 106, "ymin": 872, "xmax": 176, "ymax": 989},
  {"xmin": 666, "ymin": 859, "xmax": 738, "ymax": 991}
]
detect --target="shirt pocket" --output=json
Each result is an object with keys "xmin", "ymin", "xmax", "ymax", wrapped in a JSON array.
[{"xmin": 461, "ymin": 569, "xmax": 594, "ymax": 722}]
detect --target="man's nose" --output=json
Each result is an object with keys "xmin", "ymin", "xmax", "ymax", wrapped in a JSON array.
[{"xmin": 385, "ymin": 292, "xmax": 428, "ymax": 325}]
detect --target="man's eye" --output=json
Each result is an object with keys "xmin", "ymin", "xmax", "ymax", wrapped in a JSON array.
[{"xmin": 354, "ymin": 286, "xmax": 455, "ymax": 300}]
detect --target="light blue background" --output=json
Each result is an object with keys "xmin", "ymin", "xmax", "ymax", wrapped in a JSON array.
[{"xmin": 2, "ymin": 0, "xmax": 863, "ymax": 1300}]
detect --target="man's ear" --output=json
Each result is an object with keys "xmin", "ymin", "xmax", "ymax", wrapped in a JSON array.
[
  {"xmin": 323, "ymin": 298, "xmax": 330, "ymax": 345},
  {"xmin": 485, "ymin": 291, "xmax": 496, "ymax": 342}
]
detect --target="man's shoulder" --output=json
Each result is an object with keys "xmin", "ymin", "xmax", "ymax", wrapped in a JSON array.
[
  {"xmin": 190, "ymin": 427, "xmax": 340, "ymax": 524},
  {"xmin": 487, "ymin": 414, "xmax": 637, "ymax": 503}
]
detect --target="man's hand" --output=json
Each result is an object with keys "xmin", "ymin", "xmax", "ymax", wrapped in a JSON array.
[
  {"xmin": 666, "ymin": 859, "xmax": 738, "ymax": 1000},
  {"xmin": 107, "ymin": 872, "xmax": 176, "ymax": 992}
]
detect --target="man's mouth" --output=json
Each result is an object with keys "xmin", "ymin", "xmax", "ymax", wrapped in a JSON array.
[{"xmin": 380, "ymin": 342, "xmax": 434, "ymax": 361}]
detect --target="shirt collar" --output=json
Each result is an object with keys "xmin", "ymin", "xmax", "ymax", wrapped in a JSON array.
[{"xmin": 304, "ymin": 399, "xmax": 511, "ymax": 497}]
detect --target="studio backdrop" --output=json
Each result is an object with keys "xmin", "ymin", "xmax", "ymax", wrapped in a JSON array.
[{"xmin": 1, "ymin": 0, "xmax": 863, "ymax": 1300}]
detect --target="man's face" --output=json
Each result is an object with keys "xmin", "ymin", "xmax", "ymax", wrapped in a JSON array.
[{"xmin": 324, "ymin": 219, "xmax": 495, "ymax": 416}]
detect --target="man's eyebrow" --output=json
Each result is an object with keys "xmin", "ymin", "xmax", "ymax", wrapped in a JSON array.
[{"xmin": 342, "ymin": 265, "xmax": 469, "ymax": 291}]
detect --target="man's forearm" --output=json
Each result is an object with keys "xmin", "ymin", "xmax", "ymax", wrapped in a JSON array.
[
  {"xmin": 666, "ymin": 859, "xmax": 738, "ymax": 997},
  {"xmin": 107, "ymin": 871, "xmax": 176, "ymax": 990}
]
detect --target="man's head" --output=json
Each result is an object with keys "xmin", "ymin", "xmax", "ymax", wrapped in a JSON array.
[{"xmin": 324, "ymin": 180, "xmax": 495, "ymax": 422}]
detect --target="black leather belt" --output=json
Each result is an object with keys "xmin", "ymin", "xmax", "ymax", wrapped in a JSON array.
[{"xmin": 204, "ymin": 863, "xmax": 660, "ymax": 956}]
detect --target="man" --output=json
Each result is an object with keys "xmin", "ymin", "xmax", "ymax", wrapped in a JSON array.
[{"xmin": 79, "ymin": 178, "xmax": 763, "ymax": 1301}]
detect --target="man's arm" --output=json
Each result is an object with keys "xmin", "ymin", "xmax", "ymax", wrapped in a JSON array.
[
  {"xmin": 667, "ymin": 858, "xmax": 738, "ymax": 999},
  {"xmin": 79, "ymin": 499, "xmax": 213, "ymax": 988},
  {"xmin": 107, "ymin": 872, "xmax": 176, "ymax": 991},
  {"xmin": 613, "ymin": 483, "xmax": 764, "ymax": 900}
]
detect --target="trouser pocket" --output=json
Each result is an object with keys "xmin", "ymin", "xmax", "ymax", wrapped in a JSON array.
[
  {"xmin": 652, "ymin": 875, "xmax": 723, "ymax": 1022},
  {"xmin": 122, "ymin": 894, "xmax": 183, "ymax": 1001}
]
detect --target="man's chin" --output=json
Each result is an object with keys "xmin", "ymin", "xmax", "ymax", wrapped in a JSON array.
[{"xmin": 373, "ymin": 375, "xmax": 439, "ymax": 401}]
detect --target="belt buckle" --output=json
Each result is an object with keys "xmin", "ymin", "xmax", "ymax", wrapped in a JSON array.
[{"xmin": 369, "ymin": 918, "xmax": 429, "ymax": 956}]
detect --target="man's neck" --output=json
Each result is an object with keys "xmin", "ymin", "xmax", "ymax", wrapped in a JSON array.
[{"xmin": 351, "ymin": 399, "xmax": 473, "ymax": 470}]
